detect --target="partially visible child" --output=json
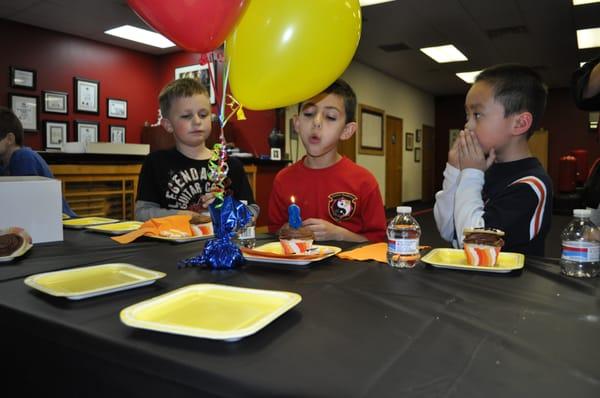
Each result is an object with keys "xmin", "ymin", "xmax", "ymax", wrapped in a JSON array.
[
  {"xmin": 268, "ymin": 79, "xmax": 386, "ymax": 242},
  {"xmin": 434, "ymin": 64, "xmax": 552, "ymax": 255},
  {"xmin": 0, "ymin": 106, "xmax": 76, "ymax": 217},
  {"xmin": 135, "ymin": 78, "xmax": 258, "ymax": 221}
]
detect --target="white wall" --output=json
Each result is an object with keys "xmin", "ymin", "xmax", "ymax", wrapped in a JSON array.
[{"xmin": 284, "ymin": 60, "xmax": 435, "ymax": 204}]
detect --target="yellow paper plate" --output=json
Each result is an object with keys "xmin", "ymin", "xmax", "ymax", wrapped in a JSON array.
[
  {"xmin": 63, "ymin": 217, "xmax": 120, "ymax": 229},
  {"xmin": 421, "ymin": 248, "xmax": 524, "ymax": 273},
  {"xmin": 242, "ymin": 242, "xmax": 341, "ymax": 265},
  {"xmin": 24, "ymin": 263, "xmax": 166, "ymax": 300},
  {"xmin": 120, "ymin": 284, "xmax": 302, "ymax": 341},
  {"xmin": 85, "ymin": 221, "xmax": 143, "ymax": 235}
]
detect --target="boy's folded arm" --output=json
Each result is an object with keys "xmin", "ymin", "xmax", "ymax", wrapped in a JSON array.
[
  {"xmin": 433, "ymin": 163, "xmax": 461, "ymax": 241},
  {"xmin": 453, "ymin": 168, "xmax": 485, "ymax": 247},
  {"xmin": 134, "ymin": 200, "xmax": 180, "ymax": 221}
]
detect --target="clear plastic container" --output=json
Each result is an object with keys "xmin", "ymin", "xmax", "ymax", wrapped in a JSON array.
[
  {"xmin": 387, "ymin": 206, "xmax": 421, "ymax": 268},
  {"xmin": 560, "ymin": 208, "xmax": 600, "ymax": 278},
  {"xmin": 235, "ymin": 200, "xmax": 256, "ymax": 248}
]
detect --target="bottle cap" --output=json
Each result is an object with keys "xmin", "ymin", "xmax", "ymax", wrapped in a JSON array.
[
  {"xmin": 573, "ymin": 208, "xmax": 592, "ymax": 217},
  {"xmin": 396, "ymin": 206, "xmax": 412, "ymax": 214}
]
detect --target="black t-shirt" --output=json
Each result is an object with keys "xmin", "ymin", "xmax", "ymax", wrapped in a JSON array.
[
  {"xmin": 137, "ymin": 148, "xmax": 255, "ymax": 211},
  {"xmin": 482, "ymin": 158, "xmax": 553, "ymax": 256}
]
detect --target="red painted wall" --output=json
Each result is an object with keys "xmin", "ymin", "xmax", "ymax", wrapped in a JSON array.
[
  {"xmin": 434, "ymin": 88, "xmax": 599, "ymax": 192},
  {"xmin": 0, "ymin": 19, "xmax": 276, "ymax": 157},
  {"xmin": 0, "ymin": 19, "xmax": 159, "ymax": 148}
]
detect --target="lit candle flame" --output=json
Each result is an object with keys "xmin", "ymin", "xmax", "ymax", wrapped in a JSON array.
[{"xmin": 291, "ymin": 195, "xmax": 295, "ymax": 204}]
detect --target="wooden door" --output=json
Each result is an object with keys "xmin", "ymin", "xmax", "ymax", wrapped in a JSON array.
[
  {"xmin": 421, "ymin": 124, "xmax": 436, "ymax": 201},
  {"xmin": 528, "ymin": 128, "xmax": 548, "ymax": 170},
  {"xmin": 338, "ymin": 132, "xmax": 356, "ymax": 162},
  {"xmin": 385, "ymin": 116, "xmax": 403, "ymax": 207}
]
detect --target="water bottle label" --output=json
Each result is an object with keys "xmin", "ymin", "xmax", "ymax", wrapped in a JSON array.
[
  {"xmin": 388, "ymin": 239, "xmax": 419, "ymax": 255},
  {"xmin": 239, "ymin": 226, "xmax": 255, "ymax": 240},
  {"xmin": 561, "ymin": 241, "xmax": 600, "ymax": 262}
]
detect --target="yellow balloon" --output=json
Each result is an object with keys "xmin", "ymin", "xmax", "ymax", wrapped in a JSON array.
[{"xmin": 226, "ymin": 0, "xmax": 361, "ymax": 110}]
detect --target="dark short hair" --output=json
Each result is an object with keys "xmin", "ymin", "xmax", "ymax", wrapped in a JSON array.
[
  {"xmin": 475, "ymin": 64, "xmax": 547, "ymax": 138},
  {"xmin": 158, "ymin": 78, "xmax": 210, "ymax": 118},
  {"xmin": 298, "ymin": 78, "xmax": 357, "ymax": 124},
  {"xmin": 0, "ymin": 106, "xmax": 24, "ymax": 145}
]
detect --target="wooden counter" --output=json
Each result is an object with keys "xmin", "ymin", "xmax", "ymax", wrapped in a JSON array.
[{"xmin": 41, "ymin": 152, "xmax": 289, "ymax": 225}]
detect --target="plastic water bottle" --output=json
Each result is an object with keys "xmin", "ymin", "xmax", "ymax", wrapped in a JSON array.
[
  {"xmin": 235, "ymin": 200, "xmax": 256, "ymax": 248},
  {"xmin": 560, "ymin": 208, "xmax": 600, "ymax": 278},
  {"xmin": 387, "ymin": 206, "xmax": 421, "ymax": 268}
]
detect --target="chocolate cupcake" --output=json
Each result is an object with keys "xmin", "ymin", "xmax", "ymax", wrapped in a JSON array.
[
  {"xmin": 190, "ymin": 213, "xmax": 213, "ymax": 236},
  {"xmin": 0, "ymin": 233, "xmax": 25, "ymax": 257},
  {"xmin": 463, "ymin": 227, "xmax": 505, "ymax": 266},
  {"xmin": 278, "ymin": 225, "xmax": 315, "ymax": 255}
]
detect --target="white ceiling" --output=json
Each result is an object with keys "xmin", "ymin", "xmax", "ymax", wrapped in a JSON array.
[{"xmin": 1, "ymin": 0, "xmax": 599, "ymax": 96}]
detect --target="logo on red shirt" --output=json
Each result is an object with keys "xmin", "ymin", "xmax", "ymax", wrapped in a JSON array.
[{"xmin": 328, "ymin": 192, "xmax": 357, "ymax": 222}]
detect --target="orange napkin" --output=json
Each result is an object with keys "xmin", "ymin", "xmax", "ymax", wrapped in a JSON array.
[
  {"xmin": 112, "ymin": 215, "xmax": 193, "ymax": 244},
  {"xmin": 337, "ymin": 243, "xmax": 388, "ymax": 263}
]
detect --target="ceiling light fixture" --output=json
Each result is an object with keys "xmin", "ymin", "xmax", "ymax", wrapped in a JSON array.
[
  {"xmin": 576, "ymin": 27, "xmax": 600, "ymax": 49},
  {"xmin": 572, "ymin": 0, "xmax": 600, "ymax": 5},
  {"xmin": 456, "ymin": 71, "xmax": 482, "ymax": 84},
  {"xmin": 105, "ymin": 25, "xmax": 175, "ymax": 49},
  {"xmin": 360, "ymin": 0, "xmax": 396, "ymax": 6},
  {"xmin": 420, "ymin": 45, "xmax": 468, "ymax": 63}
]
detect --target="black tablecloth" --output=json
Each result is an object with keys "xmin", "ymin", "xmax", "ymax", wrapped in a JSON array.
[{"xmin": 0, "ymin": 230, "xmax": 599, "ymax": 397}]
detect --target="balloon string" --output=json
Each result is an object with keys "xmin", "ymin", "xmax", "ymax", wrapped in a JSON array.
[{"xmin": 220, "ymin": 57, "xmax": 231, "ymax": 127}]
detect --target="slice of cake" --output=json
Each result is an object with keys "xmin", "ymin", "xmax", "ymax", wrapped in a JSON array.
[
  {"xmin": 278, "ymin": 225, "xmax": 315, "ymax": 255},
  {"xmin": 463, "ymin": 227, "xmax": 505, "ymax": 266}
]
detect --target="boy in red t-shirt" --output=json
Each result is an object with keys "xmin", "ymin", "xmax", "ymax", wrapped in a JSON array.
[{"xmin": 268, "ymin": 79, "xmax": 387, "ymax": 242}]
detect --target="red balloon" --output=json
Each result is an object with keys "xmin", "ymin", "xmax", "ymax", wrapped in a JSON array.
[{"xmin": 128, "ymin": 0, "xmax": 248, "ymax": 52}]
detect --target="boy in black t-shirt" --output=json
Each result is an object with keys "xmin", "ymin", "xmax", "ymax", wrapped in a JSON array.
[
  {"xmin": 135, "ymin": 78, "xmax": 258, "ymax": 221},
  {"xmin": 434, "ymin": 64, "xmax": 552, "ymax": 256}
]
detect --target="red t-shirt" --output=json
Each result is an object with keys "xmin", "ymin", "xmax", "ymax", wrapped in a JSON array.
[{"xmin": 268, "ymin": 156, "xmax": 387, "ymax": 242}]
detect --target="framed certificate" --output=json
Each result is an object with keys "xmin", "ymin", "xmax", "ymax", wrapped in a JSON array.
[{"xmin": 74, "ymin": 77, "xmax": 100, "ymax": 114}]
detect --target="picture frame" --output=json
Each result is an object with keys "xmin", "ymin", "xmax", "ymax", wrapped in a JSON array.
[
  {"xmin": 270, "ymin": 147, "xmax": 282, "ymax": 160},
  {"xmin": 405, "ymin": 132, "xmax": 414, "ymax": 151},
  {"xmin": 74, "ymin": 120, "xmax": 99, "ymax": 144},
  {"xmin": 414, "ymin": 147, "xmax": 421, "ymax": 162},
  {"xmin": 415, "ymin": 128, "xmax": 422, "ymax": 143},
  {"xmin": 10, "ymin": 66, "xmax": 36, "ymax": 90},
  {"xmin": 107, "ymin": 98, "xmax": 127, "ymax": 119},
  {"xmin": 9, "ymin": 93, "xmax": 38, "ymax": 132},
  {"xmin": 109, "ymin": 125, "xmax": 126, "ymax": 143},
  {"xmin": 43, "ymin": 90, "xmax": 68, "ymax": 114},
  {"xmin": 174, "ymin": 63, "xmax": 216, "ymax": 104},
  {"xmin": 74, "ymin": 77, "xmax": 100, "ymax": 114},
  {"xmin": 358, "ymin": 104, "xmax": 385, "ymax": 156},
  {"xmin": 44, "ymin": 120, "xmax": 68, "ymax": 150}
]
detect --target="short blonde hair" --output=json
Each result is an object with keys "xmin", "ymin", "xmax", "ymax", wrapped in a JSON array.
[{"xmin": 158, "ymin": 78, "xmax": 210, "ymax": 118}]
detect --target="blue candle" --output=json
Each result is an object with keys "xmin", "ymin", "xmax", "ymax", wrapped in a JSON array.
[{"xmin": 288, "ymin": 196, "xmax": 302, "ymax": 229}]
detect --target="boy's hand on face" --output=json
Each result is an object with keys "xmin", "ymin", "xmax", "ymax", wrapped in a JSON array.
[
  {"xmin": 458, "ymin": 130, "xmax": 496, "ymax": 171},
  {"xmin": 448, "ymin": 131, "xmax": 462, "ymax": 168},
  {"xmin": 302, "ymin": 218, "xmax": 345, "ymax": 241}
]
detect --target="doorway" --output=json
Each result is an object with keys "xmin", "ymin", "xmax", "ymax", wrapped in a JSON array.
[
  {"xmin": 385, "ymin": 115, "xmax": 403, "ymax": 207},
  {"xmin": 421, "ymin": 124, "xmax": 435, "ymax": 202}
]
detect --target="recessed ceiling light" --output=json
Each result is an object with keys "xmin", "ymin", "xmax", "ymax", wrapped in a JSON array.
[
  {"xmin": 420, "ymin": 45, "xmax": 468, "ymax": 63},
  {"xmin": 573, "ymin": 0, "xmax": 600, "ymax": 5},
  {"xmin": 456, "ymin": 71, "xmax": 482, "ymax": 84},
  {"xmin": 576, "ymin": 27, "xmax": 600, "ymax": 49},
  {"xmin": 360, "ymin": 0, "xmax": 396, "ymax": 6},
  {"xmin": 105, "ymin": 25, "xmax": 175, "ymax": 49}
]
